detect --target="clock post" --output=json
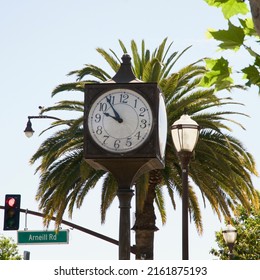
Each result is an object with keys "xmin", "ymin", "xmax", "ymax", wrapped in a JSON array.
[{"xmin": 84, "ymin": 54, "xmax": 167, "ymax": 259}]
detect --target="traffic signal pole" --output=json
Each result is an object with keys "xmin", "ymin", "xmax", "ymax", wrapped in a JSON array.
[{"xmin": 0, "ymin": 205, "xmax": 136, "ymax": 254}]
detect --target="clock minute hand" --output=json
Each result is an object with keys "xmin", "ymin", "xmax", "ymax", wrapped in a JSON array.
[{"xmin": 106, "ymin": 97, "xmax": 123, "ymax": 123}]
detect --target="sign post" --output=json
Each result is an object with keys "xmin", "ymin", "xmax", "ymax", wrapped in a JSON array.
[{"xmin": 17, "ymin": 230, "xmax": 69, "ymax": 245}]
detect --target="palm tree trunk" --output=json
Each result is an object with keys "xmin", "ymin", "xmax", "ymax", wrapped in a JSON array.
[{"xmin": 133, "ymin": 170, "xmax": 161, "ymax": 260}]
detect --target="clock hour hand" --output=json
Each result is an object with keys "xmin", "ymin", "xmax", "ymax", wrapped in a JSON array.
[
  {"xmin": 104, "ymin": 112, "xmax": 123, "ymax": 123},
  {"xmin": 106, "ymin": 96, "xmax": 123, "ymax": 123}
]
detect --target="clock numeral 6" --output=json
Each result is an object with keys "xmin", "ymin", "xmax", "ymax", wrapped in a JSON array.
[{"xmin": 114, "ymin": 139, "xmax": 121, "ymax": 149}]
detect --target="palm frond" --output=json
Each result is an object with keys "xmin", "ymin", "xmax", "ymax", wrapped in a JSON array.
[
  {"xmin": 68, "ymin": 64, "xmax": 111, "ymax": 81},
  {"xmin": 155, "ymin": 186, "xmax": 167, "ymax": 224},
  {"xmin": 96, "ymin": 48, "xmax": 120, "ymax": 73}
]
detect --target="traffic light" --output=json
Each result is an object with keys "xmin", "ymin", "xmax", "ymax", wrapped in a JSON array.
[{"xmin": 3, "ymin": 194, "xmax": 21, "ymax": 230}]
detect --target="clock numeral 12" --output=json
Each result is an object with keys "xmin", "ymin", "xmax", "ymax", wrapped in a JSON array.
[{"xmin": 120, "ymin": 93, "xmax": 129, "ymax": 103}]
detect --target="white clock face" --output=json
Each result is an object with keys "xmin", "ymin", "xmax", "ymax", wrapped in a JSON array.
[{"xmin": 88, "ymin": 88, "xmax": 153, "ymax": 153}]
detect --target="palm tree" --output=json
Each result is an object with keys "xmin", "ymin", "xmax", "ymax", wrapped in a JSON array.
[{"xmin": 30, "ymin": 38, "xmax": 259, "ymax": 259}]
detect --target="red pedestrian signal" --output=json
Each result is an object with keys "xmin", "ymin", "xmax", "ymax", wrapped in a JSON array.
[{"xmin": 3, "ymin": 194, "xmax": 21, "ymax": 230}]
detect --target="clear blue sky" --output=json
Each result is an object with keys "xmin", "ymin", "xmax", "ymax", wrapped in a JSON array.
[{"xmin": 1, "ymin": 0, "xmax": 259, "ymax": 260}]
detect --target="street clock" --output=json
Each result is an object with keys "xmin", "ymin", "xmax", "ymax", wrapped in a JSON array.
[{"xmin": 84, "ymin": 54, "xmax": 167, "ymax": 183}]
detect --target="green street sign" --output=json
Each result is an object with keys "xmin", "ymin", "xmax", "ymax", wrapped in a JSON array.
[{"xmin": 17, "ymin": 230, "xmax": 69, "ymax": 245}]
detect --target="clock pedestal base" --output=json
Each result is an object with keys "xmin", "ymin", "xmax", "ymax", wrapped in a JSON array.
[{"xmin": 85, "ymin": 158, "xmax": 163, "ymax": 260}]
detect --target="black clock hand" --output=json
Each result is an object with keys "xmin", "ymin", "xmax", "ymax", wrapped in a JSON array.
[
  {"xmin": 106, "ymin": 96, "xmax": 123, "ymax": 123},
  {"xmin": 104, "ymin": 112, "xmax": 123, "ymax": 123}
]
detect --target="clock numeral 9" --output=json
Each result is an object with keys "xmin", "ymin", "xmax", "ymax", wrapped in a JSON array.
[{"xmin": 94, "ymin": 113, "xmax": 101, "ymax": 123}]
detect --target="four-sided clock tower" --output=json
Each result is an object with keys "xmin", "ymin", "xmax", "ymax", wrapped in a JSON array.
[{"xmin": 84, "ymin": 54, "xmax": 167, "ymax": 259}]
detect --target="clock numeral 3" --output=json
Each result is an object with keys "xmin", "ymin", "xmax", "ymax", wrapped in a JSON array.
[{"xmin": 140, "ymin": 119, "xmax": 148, "ymax": 129}]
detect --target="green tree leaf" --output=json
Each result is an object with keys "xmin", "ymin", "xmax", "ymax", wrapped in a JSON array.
[
  {"xmin": 205, "ymin": 0, "xmax": 260, "ymax": 94},
  {"xmin": 204, "ymin": 0, "xmax": 229, "ymax": 7},
  {"xmin": 204, "ymin": 0, "xmax": 249, "ymax": 18},
  {"xmin": 242, "ymin": 64, "xmax": 260, "ymax": 87},
  {"xmin": 210, "ymin": 21, "xmax": 245, "ymax": 50},
  {"xmin": 221, "ymin": 0, "xmax": 249, "ymax": 19},
  {"xmin": 239, "ymin": 17, "xmax": 257, "ymax": 36},
  {"xmin": 200, "ymin": 57, "xmax": 233, "ymax": 90}
]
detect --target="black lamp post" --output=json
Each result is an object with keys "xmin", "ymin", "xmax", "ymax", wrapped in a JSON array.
[
  {"xmin": 171, "ymin": 113, "xmax": 200, "ymax": 260},
  {"xmin": 222, "ymin": 223, "xmax": 237, "ymax": 259},
  {"xmin": 24, "ymin": 115, "xmax": 61, "ymax": 138}
]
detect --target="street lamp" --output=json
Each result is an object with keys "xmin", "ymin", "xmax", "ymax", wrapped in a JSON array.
[
  {"xmin": 171, "ymin": 113, "xmax": 200, "ymax": 260},
  {"xmin": 24, "ymin": 115, "xmax": 61, "ymax": 138},
  {"xmin": 222, "ymin": 223, "xmax": 237, "ymax": 259}
]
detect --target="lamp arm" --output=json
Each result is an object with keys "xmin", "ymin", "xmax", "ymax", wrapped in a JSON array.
[{"xmin": 28, "ymin": 115, "xmax": 62, "ymax": 121}]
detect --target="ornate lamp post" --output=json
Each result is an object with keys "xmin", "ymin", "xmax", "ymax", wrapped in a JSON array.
[
  {"xmin": 222, "ymin": 223, "xmax": 237, "ymax": 259},
  {"xmin": 171, "ymin": 113, "xmax": 200, "ymax": 260}
]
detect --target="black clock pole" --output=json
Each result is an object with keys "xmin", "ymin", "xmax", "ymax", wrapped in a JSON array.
[
  {"xmin": 117, "ymin": 189, "xmax": 133, "ymax": 259},
  {"xmin": 107, "ymin": 54, "xmax": 139, "ymax": 260},
  {"xmin": 108, "ymin": 160, "xmax": 155, "ymax": 259},
  {"xmin": 84, "ymin": 54, "xmax": 165, "ymax": 260},
  {"xmin": 117, "ymin": 185, "xmax": 134, "ymax": 259}
]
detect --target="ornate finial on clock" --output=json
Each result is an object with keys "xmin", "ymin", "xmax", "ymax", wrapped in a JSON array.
[{"xmin": 111, "ymin": 53, "xmax": 141, "ymax": 83}]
